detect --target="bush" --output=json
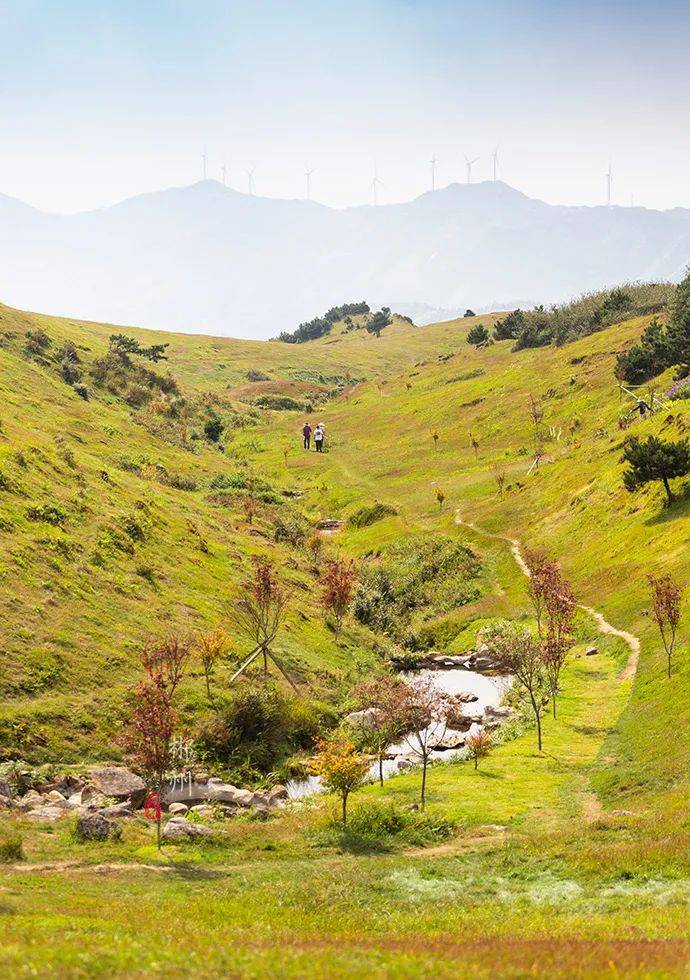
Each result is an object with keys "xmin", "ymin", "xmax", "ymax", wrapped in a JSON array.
[
  {"xmin": 204, "ymin": 415, "xmax": 225, "ymax": 442},
  {"xmin": 349, "ymin": 502, "xmax": 398, "ymax": 528},
  {"xmin": 73, "ymin": 383, "xmax": 89, "ymax": 400},
  {"xmin": 494, "ymin": 282, "xmax": 673, "ymax": 351},
  {"xmin": 246, "ymin": 370, "xmax": 270, "ymax": 382},
  {"xmin": 196, "ymin": 684, "xmax": 335, "ymax": 775},
  {"xmin": 26, "ymin": 503, "xmax": 68, "ymax": 527},
  {"xmin": 0, "ymin": 832, "xmax": 23, "ymax": 863},
  {"xmin": 163, "ymin": 472, "xmax": 198, "ymax": 491},
  {"xmin": 467, "ymin": 324, "xmax": 489, "ymax": 346},
  {"xmin": 313, "ymin": 801, "xmax": 456, "ymax": 853},
  {"xmin": 353, "ymin": 534, "xmax": 481, "ymax": 641},
  {"xmin": 254, "ymin": 395, "xmax": 305, "ymax": 411}
]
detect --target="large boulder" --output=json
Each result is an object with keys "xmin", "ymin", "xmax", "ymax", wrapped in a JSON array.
[
  {"xmin": 17, "ymin": 790, "xmax": 43, "ymax": 812},
  {"xmin": 267, "ymin": 784, "xmax": 289, "ymax": 804},
  {"xmin": 88, "ymin": 767, "xmax": 146, "ymax": 807},
  {"xmin": 168, "ymin": 802, "xmax": 188, "ymax": 816},
  {"xmin": 26, "ymin": 805, "xmax": 65, "ymax": 822},
  {"xmin": 76, "ymin": 812, "xmax": 122, "ymax": 842},
  {"xmin": 207, "ymin": 783, "xmax": 254, "ymax": 807},
  {"xmin": 97, "ymin": 803, "xmax": 134, "ymax": 819},
  {"xmin": 162, "ymin": 817, "xmax": 215, "ymax": 841},
  {"xmin": 0, "ymin": 779, "xmax": 13, "ymax": 801}
]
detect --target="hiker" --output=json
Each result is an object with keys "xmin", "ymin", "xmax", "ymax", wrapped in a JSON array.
[
  {"xmin": 314, "ymin": 423, "xmax": 325, "ymax": 452},
  {"xmin": 302, "ymin": 421, "xmax": 312, "ymax": 450}
]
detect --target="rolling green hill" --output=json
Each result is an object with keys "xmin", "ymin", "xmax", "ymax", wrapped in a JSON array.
[{"xmin": 0, "ymin": 296, "xmax": 688, "ymax": 977}]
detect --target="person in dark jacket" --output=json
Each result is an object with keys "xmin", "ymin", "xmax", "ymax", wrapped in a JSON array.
[{"xmin": 302, "ymin": 421, "xmax": 312, "ymax": 449}]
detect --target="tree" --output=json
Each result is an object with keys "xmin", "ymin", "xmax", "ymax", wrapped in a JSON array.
[
  {"xmin": 322, "ymin": 557, "xmax": 358, "ymax": 637},
  {"xmin": 467, "ymin": 323, "xmax": 489, "ymax": 346},
  {"xmin": 232, "ymin": 558, "xmax": 289, "ymax": 682},
  {"xmin": 195, "ymin": 626, "xmax": 231, "ymax": 700},
  {"xmin": 542, "ymin": 566, "xmax": 576, "ymax": 718},
  {"xmin": 351, "ymin": 677, "xmax": 409, "ymax": 786},
  {"xmin": 483, "ymin": 621, "xmax": 549, "ymax": 750},
  {"xmin": 204, "ymin": 415, "xmax": 224, "ymax": 443},
  {"xmin": 432, "ymin": 430, "xmax": 439, "ymax": 449},
  {"xmin": 493, "ymin": 309, "xmax": 524, "ymax": 341},
  {"xmin": 309, "ymin": 738, "xmax": 369, "ymax": 826},
  {"xmin": 366, "ymin": 310, "xmax": 391, "ymax": 339},
  {"xmin": 648, "ymin": 574, "xmax": 683, "ymax": 678},
  {"xmin": 141, "ymin": 634, "xmax": 191, "ymax": 698},
  {"xmin": 469, "ymin": 432, "xmax": 480, "ymax": 459},
  {"xmin": 123, "ymin": 671, "xmax": 175, "ymax": 849},
  {"xmin": 523, "ymin": 547, "xmax": 557, "ymax": 639},
  {"xmin": 109, "ymin": 333, "xmax": 169, "ymax": 364},
  {"xmin": 465, "ymin": 728, "xmax": 492, "ymax": 769},
  {"xmin": 463, "ymin": 309, "xmax": 476, "ymax": 318},
  {"xmin": 492, "ymin": 462, "xmax": 507, "ymax": 496},
  {"xmin": 398, "ymin": 677, "xmax": 463, "ymax": 809},
  {"xmin": 622, "ymin": 435, "xmax": 690, "ymax": 505}
]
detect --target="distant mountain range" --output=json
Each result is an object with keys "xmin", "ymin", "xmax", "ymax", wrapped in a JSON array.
[{"xmin": 2, "ymin": 180, "xmax": 690, "ymax": 339}]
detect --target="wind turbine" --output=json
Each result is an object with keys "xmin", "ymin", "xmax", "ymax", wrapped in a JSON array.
[
  {"xmin": 492, "ymin": 147, "xmax": 499, "ymax": 182},
  {"xmin": 305, "ymin": 167, "xmax": 315, "ymax": 200},
  {"xmin": 605, "ymin": 160, "xmax": 613, "ymax": 207},
  {"xmin": 202, "ymin": 149, "xmax": 208, "ymax": 181},
  {"xmin": 430, "ymin": 156, "xmax": 437, "ymax": 192},
  {"xmin": 221, "ymin": 163, "xmax": 227, "ymax": 186},
  {"xmin": 372, "ymin": 167, "xmax": 383, "ymax": 206},
  {"xmin": 465, "ymin": 155, "xmax": 478, "ymax": 185},
  {"xmin": 247, "ymin": 168, "xmax": 255, "ymax": 195}
]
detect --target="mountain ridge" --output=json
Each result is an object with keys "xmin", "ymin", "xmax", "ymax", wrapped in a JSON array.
[{"xmin": 2, "ymin": 179, "xmax": 689, "ymax": 338}]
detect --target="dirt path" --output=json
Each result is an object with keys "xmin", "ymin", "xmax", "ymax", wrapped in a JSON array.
[{"xmin": 454, "ymin": 512, "xmax": 640, "ymax": 679}]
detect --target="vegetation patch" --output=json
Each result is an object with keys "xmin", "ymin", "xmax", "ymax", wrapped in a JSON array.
[{"xmin": 348, "ymin": 502, "xmax": 399, "ymax": 528}]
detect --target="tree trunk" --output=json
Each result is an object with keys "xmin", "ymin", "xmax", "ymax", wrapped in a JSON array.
[
  {"xmin": 421, "ymin": 757, "xmax": 428, "ymax": 811},
  {"xmin": 342, "ymin": 790, "xmax": 348, "ymax": 827},
  {"xmin": 262, "ymin": 646, "xmax": 268, "ymax": 678},
  {"xmin": 156, "ymin": 813, "xmax": 162, "ymax": 851},
  {"xmin": 205, "ymin": 670, "xmax": 212, "ymax": 701},
  {"xmin": 536, "ymin": 709, "xmax": 543, "ymax": 752},
  {"xmin": 662, "ymin": 476, "xmax": 674, "ymax": 505},
  {"xmin": 474, "ymin": 754, "xmax": 478, "ymax": 770},
  {"xmin": 378, "ymin": 752, "xmax": 384, "ymax": 787}
]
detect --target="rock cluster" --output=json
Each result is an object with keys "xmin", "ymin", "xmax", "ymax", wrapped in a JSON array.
[{"xmin": 1, "ymin": 766, "xmax": 289, "ymax": 828}]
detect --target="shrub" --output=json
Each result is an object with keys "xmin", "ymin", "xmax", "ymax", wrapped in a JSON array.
[
  {"xmin": 197, "ymin": 684, "xmax": 334, "ymax": 774},
  {"xmin": 667, "ymin": 378, "xmax": 690, "ymax": 401},
  {"xmin": 204, "ymin": 415, "xmax": 225, "ymax": 442},
  {"xmin": 24, "ymin": 328, "xmax": 52, "ymax": 357},
  {"xmin": 254, "ymin": 394, "xmax": 305, "ymax": 411},
  {"xmin": 0, "ymin": 831, "xmax": 23, "ymax": 863},
  {"xmin": 467, "ymin": 324, "xmax": 489, "ymax": 346},
  {"xmin": 349, "ymin": 502, "xmax": 398, "ymax": 528},
  {"xmin": 163, "ymin": 472, "xmax": 198, "ymax": 491},
  {"xmin": 26, "ymin": 503, "xmax": 68, "ymax": 527},
  {"xmin": 246, "ymin": 369, "xmax": 270, "ymax": 382}
]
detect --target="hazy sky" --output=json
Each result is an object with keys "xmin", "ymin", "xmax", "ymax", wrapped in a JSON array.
[{"xmin": 2, "ymin": 0, "xmax": 690, "ymax": 213}]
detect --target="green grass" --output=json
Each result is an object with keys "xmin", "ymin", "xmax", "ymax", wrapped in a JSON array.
[{"xmin": 0, "ymin": 297, "xmax": 688, "ymax": 976}]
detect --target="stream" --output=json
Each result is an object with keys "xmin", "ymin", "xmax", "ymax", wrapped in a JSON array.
[{"xmin": 286, "ymin": 668, "xmax": 512, "ymax": 799}]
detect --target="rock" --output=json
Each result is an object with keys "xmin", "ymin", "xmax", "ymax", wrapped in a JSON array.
[
  {"xmin": 457, "ymin": 692, "xmax": 480, "ymax": 703},
  {"xmin": 267, "ymin": 784, "xmax": 289, "ymax": 803},
  {"xmin": 344, "ymin": 707, "xmax": 379, "ymax": 729},
  {"xmin": 484, "ymin": 705, "xmax": 512, "ymax": 718},
  {"xmin": 17, "ymin": 790, "xmax": 44, "ymax": 811},
  {"xmin": 194, "ymin": 773, "xmax": 210, "ymax": 784},
  {"xmin": 396, "ymin": 758, "xmax": 414, "ymax": 771},
  {"xmin": 207, "ymin": 783, "xmax": 254, "ymax": 807},
  {"xmin": 432, "ymin": 729, "xmax": 466, "ymax": 750},
  {"xmin": 26, "ymin": 805, "xmax": 65, "ymax": 822},
  {"xmin": 0, "ymin": 779, "xmax": 13, "ymax": 801},
  {"xmin": 190, "ymin": 804, "xmax": 214, "ymax": 818},
  {"xmin": 45, "ymin": 790, "xmax": 71, "ymax": 808},
  {"xmin": 251, "ymin": 793, "xmax": 269, "ymax": 807},
  {"xmin": 168, "ymin": 802, "xmax": 189, "ymax": 815},
  {"xmin": 88, "ymin": 767, "xmax": 146, "ymax": 807},
  {"xmin": 42, "ymin": 775, "xmax": 85, "ymax": 797},
  {"xmin": 585, "ymin": 646, "xmax": 599, "ymax": 656},
  {"xmin": 98, "ymin": 803, "xmax": 134, "ymax": 819},
  {"xmin": 162, "ymin": 818, "xmax": 215, "ymax": 841},
  {"xmin": 76, "ymin": 812, "xmax": 122, "ymax": 842}
]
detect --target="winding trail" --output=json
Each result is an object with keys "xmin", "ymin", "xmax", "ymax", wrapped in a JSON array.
[{"xmin": 455, "ymin": 512, "xmax": 640, "ymax": 679}]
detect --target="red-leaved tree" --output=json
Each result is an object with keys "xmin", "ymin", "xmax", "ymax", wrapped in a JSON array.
[
  {"xmin": 351, "ymin": 676, "xmax": 409, "ymax": 786},
  {"xmin": 542, "ymin": 566, "xmax": 576, "ymax": 718},
  {"xmin": 142, "ymin": 634, "xmax": 191, "ymax": 698},
  {"xmin": 123, "ymin": 671, "xmax": 176, "ymax": 849},
  {"xmin": 233, "ymin": 557, "xmax": 288, "ymax": 679},
  {"xmin": 648, "ymin": 573, "xmax": 683, "ymax": 678},
  {"xmin": 322, "ymin": 557, "xmax": 358, "ymax": 637},
  {"xmin": 399, "ymin": 677, "xmax": 463, "ymax": 809}
]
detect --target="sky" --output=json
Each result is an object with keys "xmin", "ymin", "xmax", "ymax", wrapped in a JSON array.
[{"xmin": 1, "ymin": 0, "xmax": 690, "ymax": 214}]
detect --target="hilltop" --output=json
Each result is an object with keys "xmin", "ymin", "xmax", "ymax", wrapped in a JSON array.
[{"xmin": 2, "ymin": 179, "xmax": 690, "ymax": 337}]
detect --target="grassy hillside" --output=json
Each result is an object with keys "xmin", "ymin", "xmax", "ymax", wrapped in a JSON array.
[{"xmin": 0, "ymin": 298, "xmax": 688, "ymax": 977}]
